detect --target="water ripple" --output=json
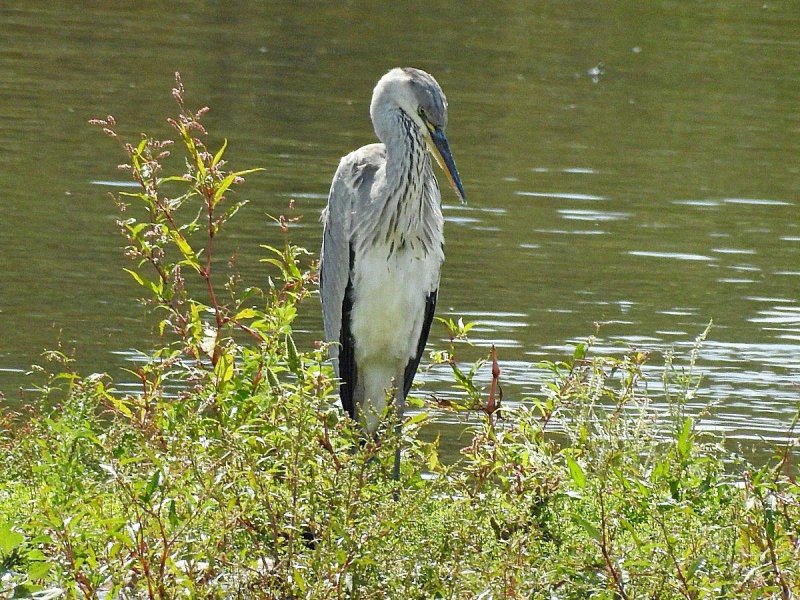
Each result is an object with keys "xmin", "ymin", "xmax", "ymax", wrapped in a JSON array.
[
  {"xmin": 629, "ymin": 251, "xmax": 715, "ymax": 262},
  {"xmin": 90, "ymin": 180, "xmax": 140, "ymax": 188},
  {"xmin": 558, "ymin": 209, "xmax": 631, "ymax": 222},
  {"xmin": 712, "ymin": 248, "xmax": 756, "ymax": 255},
  {"xmin": 722, "ymin": 197, "xmax": 793, "ymax": 206},
  {"xmin": 515, "ymin": 191, "xmax": 606, "ymax": 201}
]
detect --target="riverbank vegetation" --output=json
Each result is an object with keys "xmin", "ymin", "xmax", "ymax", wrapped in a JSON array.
[{"xmin": 1, "ymin": 77, "xmax": 798, "ymax": 598}]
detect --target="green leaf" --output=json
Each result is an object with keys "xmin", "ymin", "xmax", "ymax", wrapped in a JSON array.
[
  {"xmin": 214, "ymin": 351, "xmax": 234, "ymax": 385},
  {"xmin": 27, "ymin": 560, "xmax": 52, "ymax": 580},
  {"xmin": 168, "ymin": 499, "xmax": 179, "ymax": 528},
  {"xmin": 9, "ymin": 584, "xmax": 45, "ymax": 597},
  {"xmin": 574, "ymin": 515, "xmax": 600, "ymax": 540},
  {"xmin": 687, "ymin": 556, "xmax": 706, "ymax": 579},
  {"xmin": 765, "ymin": 501, "xmax": 776, "ymax": 542},
  {"xmin": 106, "ymin": 395, "xmax": 133, "ymax": 419},
  {"xmin": 189, "ymin": 302, "xmax": 203, "ymax": 340},
  {"xmin": 221, "ymin": 199, "xmax": 248, "ymax": 224},
  {"xmin": 123, "ymin": 268, "xmax": 145, "ymax": 287},
  {"xmin": 158, "ymin": 175, "xmax": 192, "ymax": 184},
  {"xmin": 212, "ymin": 168, "xmax": 264, "ymax": 207},
  {"xmin": 677, "ymin": 416, "xmax": 693, "ymax": 460},
  {"xmin": 266, "ymin": 368, "xmax": 280, "ymax": 389},
  {"xmin": 170, "ymin": 231, "xmax": 200, "ymax": 271},
  {"xmin": 126, "ymin": 221, "xmax": 148, "ymax": 238},
  {"xmin": 142, "ymin": 469, "xmax": 161, "ymax": 502},
  {"xmin": 292, "ymin": 567, "xmax": 307, "ymax": 592},
  {"xmin": 406, "ymin": 412, "xmax": 428, "ymax": 426},
  {"xmin": 0, "ymin": 523, "xmax": 24, "ymax": 554},
  {"xmin": 651, "ymin": 458, "xmax": 670, "ymax": 483},
  {"xmin": 212, "ymin": 173, "xmax": 238, "ymax": 207},
  {"xmin": 449, "ymin": 362, "xmax": 470, "ymax": 387},
  {"xmin": 406, "ymin": 395, "xmax": 425, "ymax": 408},
  {"xmin": 235, "ymin": 308, "xmax": 259, "ymax": 320},
  {"xmin": 286, "ymin": 335, "xmax": 300, "ymax": 374},
  {"xmin": 565, "ymin": 454, "xmax": 587, "ymax": 489},
  {"xmin": 212, "ymin": 138, "xmax": 228, "ymax": 167},
  {"xmin": 26, "ymin": 549, "xmax": 46, "ymax": 561},
  {"xmin": 234, "ymin": 167, "xmax": 265, "ymax": 178}
]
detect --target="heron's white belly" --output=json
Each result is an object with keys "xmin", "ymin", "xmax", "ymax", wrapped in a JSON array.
[
  {"xmin": 351, "ymin": 247, "xmax": 440, "ymax": 366},
  {"xmin": 350, "ymin": 246, "xmax": 440, "ymax": 431}
]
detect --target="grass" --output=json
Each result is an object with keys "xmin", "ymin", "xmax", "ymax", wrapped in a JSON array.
[{"xmin": 1, "ymin": 75, "xmax": 799, "ymax": 599}]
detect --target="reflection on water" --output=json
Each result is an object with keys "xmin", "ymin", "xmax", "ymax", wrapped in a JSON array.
[
  {"xmin": 629, "ymin": 250, "xmax": 714, "ymax": 261},
  {"xmin": 558, "ymin": 208, "xmax": 630, "ymax": 222},
  {"xmin": 516, "ymin": 191, "xmax": 607, "ymax": 201},
  {"xmin": 1, "ymin": 2, "xmax": 799, "ymax": 451}
]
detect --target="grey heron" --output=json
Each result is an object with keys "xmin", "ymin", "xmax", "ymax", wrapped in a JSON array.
[{"xmin": 320, "ymin": 67, "xmax": 466, "ymax": 448}]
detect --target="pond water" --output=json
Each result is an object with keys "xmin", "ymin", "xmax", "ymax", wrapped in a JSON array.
[{"xmin": 1, "ymin": 2, "xmax": 799, "ymax": 451}]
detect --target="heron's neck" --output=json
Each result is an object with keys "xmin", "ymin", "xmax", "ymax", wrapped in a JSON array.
[
  {"xmin": 357, "ymin": 108, "xmax": 441, "ymax": 255},
  {"xmin": 380, "ymin": 110, "xmax": 432, "ymax": 214},
  {"xmin": 382, "ymin": 110, "xmax": 425, "ymax": 177}
]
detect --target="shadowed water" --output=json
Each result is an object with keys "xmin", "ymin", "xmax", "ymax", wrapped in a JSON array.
[{"xmin": 1, "ymin": 2, "xmax": 798, "ymax": 454}]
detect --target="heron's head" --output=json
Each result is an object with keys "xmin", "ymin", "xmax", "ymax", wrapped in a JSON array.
[{"xmin": 371, "ymin": 67, "xmax": 466, "ymax": 203}]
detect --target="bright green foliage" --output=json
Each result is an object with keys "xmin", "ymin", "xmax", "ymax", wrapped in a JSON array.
[{"xmin": 1, "ymin": 78, "xmax": 799, "ymax": 598}]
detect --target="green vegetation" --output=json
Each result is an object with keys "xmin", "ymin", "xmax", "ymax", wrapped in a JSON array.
[{"xmin": 1, "ymin": 76, "xmax": 799, "ymax": 599}]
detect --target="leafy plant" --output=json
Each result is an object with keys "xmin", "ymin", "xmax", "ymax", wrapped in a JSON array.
[{"xmin": 0, "ymin": 76, "xmax": 798, "ymax": 599}]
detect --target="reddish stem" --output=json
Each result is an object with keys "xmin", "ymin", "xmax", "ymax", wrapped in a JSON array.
[{"xmin": 486, "ymin": 345, "xmax": 501, "ymax": 417}]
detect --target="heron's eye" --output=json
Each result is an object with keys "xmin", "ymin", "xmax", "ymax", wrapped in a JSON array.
[{"xmin": 417, "ymin": 106, "xmax": 427, "ymax": 120}]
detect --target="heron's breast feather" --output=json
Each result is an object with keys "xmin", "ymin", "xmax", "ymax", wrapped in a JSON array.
[{"xmin": 350, "ymin": 246, "xmax": 441, "ymax": 362}]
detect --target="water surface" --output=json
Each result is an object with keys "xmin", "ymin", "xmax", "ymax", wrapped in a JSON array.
[{"xmin": 1, "ymin": 2, "xmax": 798, "ymax": 450}]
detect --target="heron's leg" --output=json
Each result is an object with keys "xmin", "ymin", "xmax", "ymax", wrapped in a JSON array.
[{"xmin": 392, "ymin": 383, "xmax": 405, "ymax": 483}]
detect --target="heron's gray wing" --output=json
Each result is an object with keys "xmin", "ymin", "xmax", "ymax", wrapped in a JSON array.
[
  {"xmin": 320, "ymin": 144, "xmax": 385, "ymax": 418},
  {"xmin": 403, "ymin": 290, "xmax": 437, "ymax": 398}
]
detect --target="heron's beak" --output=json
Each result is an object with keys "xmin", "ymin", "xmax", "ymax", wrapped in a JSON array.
[{"xmin": 427, "ymin": 127, "xmax": 467, "ymax": 204}]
